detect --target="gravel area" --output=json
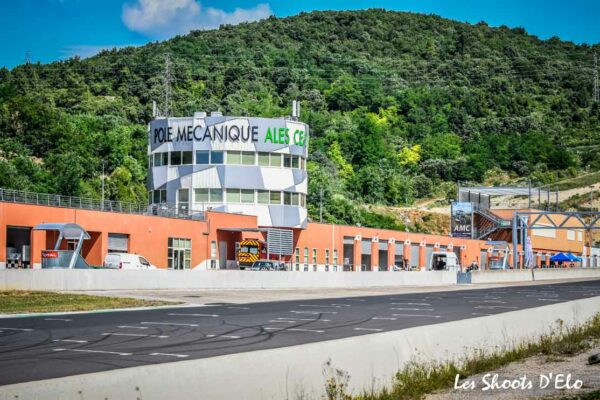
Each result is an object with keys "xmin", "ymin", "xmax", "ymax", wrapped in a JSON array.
[{"xmin": 427, "ymin": 346, "xmax": 600, "ymax": 400}]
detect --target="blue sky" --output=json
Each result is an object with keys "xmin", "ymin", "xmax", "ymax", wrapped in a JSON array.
[{"xmin": 1, "ymin": 0, "xmax": 599, "ymax": 69}]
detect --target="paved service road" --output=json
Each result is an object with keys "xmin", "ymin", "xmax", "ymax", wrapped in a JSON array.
[{"xmin": 1, "ymin": 280, "xmax": 599, "ymax": 385}]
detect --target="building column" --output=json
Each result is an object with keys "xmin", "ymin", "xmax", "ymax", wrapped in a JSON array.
[
  {"xmin": 518, "ymin": 251, "xmax": 524, "ymax": 270},
  {"xmin": 353, "ymin": 235, "xmax": 362, "ymax": 272},
  {"xmin": 30, "ymin": 230, "xmax": 46, "ymax": 269},
  {"xmin": 403, "ymin": 239, "xmax": 411, "ymax": 269},
  {"xmin": 545, "ymin": 253, "xmax": 552, "ymax": 267},
  {"xmin": 460, "ymin": 245, "xmax": 468, "ymax": 271},
  {"xmin": 387, "ymin": 239, "xmax": 395, "ymax": 271},
  {"xmin": 418, "ymin": 240, "xmax": 426, "ymax": 270},
  {"xmin": 371, "ymin": 237, "xmax": 379, "ymax": 271},
  {"xmin": 536, "ymin": 252, "xmax": 542, "ymax": 268}
]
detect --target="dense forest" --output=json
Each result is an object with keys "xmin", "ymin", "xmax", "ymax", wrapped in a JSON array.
[{"xmin": 0, "ymin": 10, "xmax": 599, "ymax": 227}]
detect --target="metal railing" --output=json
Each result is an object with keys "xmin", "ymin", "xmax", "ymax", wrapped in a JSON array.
[{"xmin": 0, "ymin": 188, "xmax": 205, "ymax": 221}]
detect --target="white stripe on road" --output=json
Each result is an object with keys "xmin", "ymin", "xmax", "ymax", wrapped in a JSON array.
[
  {"xmin": 345, "ymin": 299, "xmax": 365, "ymax": 301},
  {"xmin": 391, "ymin": 308, "xmax": 434, "ymax": 311},
  {"xmin": 373, "ymin": 317, "xmax": 397, "ymax": 320},
  {"xmin": 330, "ymin": 304, "xmax": 351, "ymax": 307},
  {"xmin": 141, "ymin": 322, "xmax": 199, "ymax": 327},
  {"xmin": 392, "ymin": 314, "xmax": 441, "ymax": 318},
  {"xmin": 475, "ymin": 306, "xmax": 517, "ymax": 310},
  {"xmin": 206, "ymin": 334, "xmax": 241, "ymax": 339},
  {"xmin": 277, "ymin": 317, "xmax": 331, "ymax": 322},
  {"xmin": 354, "ymin": 328, "xmax": 383, "ymax": 332},
  {"xmin": 265, "ymin": 327, "xmax": 324, "ymax": 333},
  {"xmin": 227, "ymin": 306, "xmax": 249, "ymax": 310},
  {"xmin": 52, "ymin": 339, "xmax": 88, "ymax": 343},
  {"xmin": 168, "ymin": 313, "xmax": 220, "ymax": 317},
  {"xmin": 467, "ymin": 300, "xmax": 506, "ymax": 304},
  {"xmin": 290, "ymin": 311, "xmax": 337, "ymax": 314},
  {"xmin": 118, "ymin": 326, "xmax": 148, "ymax": 330},
  {"xmin": 44, "ymin": 318, "xmax": 72, "ymax": 322},
  {"xmin": 538, "ymin": 298, "xmax": 561, "ymax": 302},
  {"xmin": 149, "ymin": 352, "xmax": 189, "ymax": 358},
  {"xmin": 471, "ymin": 312, "xmax": 493, "ymax": 316},
  {"xmin": 53, "ymin": 348, "xmax": 131, "ymax": 356},
  {"xmin": 269, "ymin": 320, "xmax": 295, "ymax": 323},
  {"xmin": 391, "ymin": 302, "xmax": 431, "ymax": 306},
  {"xmin": 299, "ymin": 305, "xmax": 341, "ymax": 308},
  {"xmin": 0, "ymin": 327, "xmax": 33, "ymax": 331},
  {"xmin": 102, "ymin": 333, "xmax": 169, "ymax": 338}
]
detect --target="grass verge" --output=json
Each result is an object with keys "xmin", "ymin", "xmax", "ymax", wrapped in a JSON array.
[
  {"xmin": 324, "ymin": 314, "xmax": 600, "ymax": 400},
  {"xmin": 0, "ymin": 290, "xmax": 178, "ymax": 314}
]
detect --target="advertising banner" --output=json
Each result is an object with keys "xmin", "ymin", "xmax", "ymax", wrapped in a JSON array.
[{"xmin": 451, "ymin": 202, "xmax": 473, "ymax": 238}]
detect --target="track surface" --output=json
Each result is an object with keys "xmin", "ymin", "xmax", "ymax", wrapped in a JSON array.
[{"xmin": 1, "ymin": 280, "xmax": 599, "ymax": 385}]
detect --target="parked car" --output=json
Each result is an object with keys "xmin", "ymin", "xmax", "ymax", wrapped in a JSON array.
[
  {"xmin": 103, "ymin": 253, "xmax": 156, "ymax": 269},
  {"xmin": 248, "ymin": 260, "xmax": 286, "ymax": 271}
]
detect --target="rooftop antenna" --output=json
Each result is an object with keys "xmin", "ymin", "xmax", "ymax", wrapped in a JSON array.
[
  {"xmin": 291, "ymin": 100, "xmax": 300, "ymax": 121},
  {"xmin": 161, "ymin": 54, "xmax": 173, "ymax": 117},
  {"xmin": 25, "ymin": 51, "xmax": 31, "ymax": 65}
]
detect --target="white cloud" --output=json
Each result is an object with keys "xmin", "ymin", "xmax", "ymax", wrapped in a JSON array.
[
  {"xmin": 122, "ymin": 0, "xmax": 272, "ymax": 39},
  {"xmin": 60, "ymin": 45, "xmax": 136, "ymax": 60}
]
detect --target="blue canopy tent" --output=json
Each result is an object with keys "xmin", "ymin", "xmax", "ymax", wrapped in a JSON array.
[
  {"xmin": 550, "ymin": 253, "xmax": 571, "ymax": 263},
  {"xmin": 566, "ymin": 252, "xmax": 582, "ymax": 262}
]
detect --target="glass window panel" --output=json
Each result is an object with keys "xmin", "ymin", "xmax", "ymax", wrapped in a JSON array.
[
  {"xmin": 284, "ymin": 192, "xmax": 292, "ymax": 205},
  {"xmin": 241, "ymin": 189, "xmax": 254, "ymax": 203},
  {"xmin": 171, "ymin": 151, "xmax": 182, "ymax": 166},
  {"xmin": 270, "ymin": 191, "xmax": 281, "ymax": 204},
  {"xmin": 153, "ymin": 153, "xmax": 162, "ymax": 167},
  {"xmin": 226, "ymin": 189, "xmax": 241, "ymax": 203},
  {"xmin": 291, "ymin": 156, "xmax": 299, "ymax": 169},
  {"xmin": 257, "ymin": 190, "xmax": 269, "ymax": 204},
  {"xmin": 153, "ymin": 190, "xmax": 160, "ymax": 204},
  {"xmin": 211, "ymin": 151, "xmax": 224, "ymax": 164},
  {"xmin": 241, "ymin": 151, "xmax": 255, "ymax": 165},
  {"xmin": 227, "ymin": 151, "xmax": 241, "ymax": 164},
  {"xmin": 160, "ymin": 190, "xmax": 167, "ymax": 203},
  {"xmin": 149, "ymin": 155, "xmax": 153, "ymax": 168},
  {"xmin": 283, "ymin": 155, "xmax": 291, "ymax": 168},
  {"xmin": 209, "ymin": 189, "xmax": 223, "ymax": 202},
  {"xmin": 194, "ymin": 189, "xmax": 209, "ymax": 203},
  {"xmin": 182, "ymin": 151, "xmax": 193, "ymax": 165},
  {"xmin": 270, "ymin": 153, "xmax": 282, "ymax": 167},
  {"xmin": 161, "ymin": 153, "xmax": 168, "ymax": 166},
  {"xmin": 196, "ymin": 151, "xmax": 209, "ymax": 164},
  {"xmin": 291, "ymin": 193, "xmax": 299, "ymax": 206},
  {"xmin": 258, "ymin": 152, "xmax": 270, "ymax": 166},
  {"xmin": 178, "ymin": 189, "xmax": 189, "ymax": 202}
]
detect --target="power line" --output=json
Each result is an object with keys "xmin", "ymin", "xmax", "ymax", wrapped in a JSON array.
[{"xmin": 592, "ymin": 52, "xmax": 599, "ymax": 101}]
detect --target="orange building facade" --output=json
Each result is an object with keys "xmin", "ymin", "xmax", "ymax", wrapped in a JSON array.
[{"xmin": 1, "ymin": 201, "xmax": 494, "ymax": 271}]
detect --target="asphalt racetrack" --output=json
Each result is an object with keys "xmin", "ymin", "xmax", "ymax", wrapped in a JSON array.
[{"xmin": 1, "ymin": 280, "xmax": 599, "ymax": 385}]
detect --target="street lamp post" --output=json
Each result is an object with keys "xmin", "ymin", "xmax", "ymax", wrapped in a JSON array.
[{"xmin": 101, "ymin": 160, "xmax": 106, "ymax": 211}]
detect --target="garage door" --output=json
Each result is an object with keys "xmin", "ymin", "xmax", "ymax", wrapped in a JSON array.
[
  {"xmin": 410, "ymin": 245, "xmax": 420, "ymax": 268},
  {"xmin": 108, "ymin": 233, "xmax": 129, "ymax": 253}
]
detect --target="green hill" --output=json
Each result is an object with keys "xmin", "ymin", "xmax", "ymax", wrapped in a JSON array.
[{"xmin": 0, "ymin": 9, "xmax": 599, "ymax": 228}]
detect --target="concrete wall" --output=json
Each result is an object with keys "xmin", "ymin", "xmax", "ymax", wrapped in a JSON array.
[
  {"xmin": 0, "ymin": 270, "xmax": 457, "ymax": 291},
  {"xmin": 2, "ymin": 296, "xmax": 598, "ymax": 400},
  {"xmin": 470, "ymin": 268, "xmax": 600, "ymax": 284}
]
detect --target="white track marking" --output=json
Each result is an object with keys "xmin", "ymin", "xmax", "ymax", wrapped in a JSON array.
[
  {"xmin": 538, "ymin": 298, "xmax": 561, "ymax": 302},
  {"xmin": 373, "ymin": 317, "xmax": 397, "ymax": 320},
  {"xmin": 141, "ymin": 322, "xmax": 198, "ymax": 327},
  {"xmin": 206, "ymin": 334, "xmax": 240, "ymax": 339},
  {"xmin": 227, "ymin": 306, "xmax": 249, "ymax": 310},
  {"xmin": 269, "ymin": 320, "xmax": 295, "ymax": 323},
  {"xmin": 276, "ymin": 317, "xmax": 331, "ymax": 322},
  {"xmin": 345, "ymin": 299, "xmax": 365, "ymax": 301},
  {"xmin": 354, "ymin": 328, "xmax": 383, "ymax": 332},
  {"xmin": 44, "ymin": 318, "xmax": 72, "ymax": 322},
  {"xmin": 102, "ymin": 333, "xmax": 169, "ymax": 338},
  {"xmin": 149, "ymin": 353, "xmax": 189, "ymax": 358},
  {"xmin": 526, "ymin": 294, "xmax": 558, "ymax": 298},
  {"xmin": 0, "ymin": 327, "xmax": 33, "ymax": 331},
  {"xmin": 118, "ymin": 326, "xmax": 148, "ymax": 330},
  {"xmin": 391, "ymin": 302, "xmax": 431, "ymax": 306},
  {"xmin": 52, "ymin": 339, "xmax": 88, "ymax": 343},
  {"xmin": 467, "ymin": 300, "xmax": 506, "ymax": 304},
  {"xmin": 330, "ymin": 304, "xmax": 351, "ymax": 307},
  {"xmin": 425, "ymin": 296, "xmax": 443, "ymax": 300},
  {"xmin": 392, "ymin": 314, "xmax": 441, "ymax": 318},
  {"xmin": 264, "ymin": 327, "xmax": 324, "ymax": 333},
  {"xmin": 475, "ymin": 306, "xmax": 517, "ymax": 310},
  {"xmin": 53, "ymin": 348, "xmax": 131, "ymax": 356},
  {"xmin": 290, "ymin": 311, "xmax": 337, "ymax": 314},
  {"xmin": 471, "ymin": 312, "xmax": 493, "ymax": 316},
  {"xmin": 168, "ymin": 313, "xmax": 220, "ymax": 317},
  {"xmin": 299, "ymin": 304, "xmax": 340, "ymax": 308},
  {"xmin": 389, "ymin": 298, "xmax": 425, "ymax": 301},
  {"xmin": 390, "ymin": 307, "xmax": 434, "ymax": 311},
  {"xmin": 463, "ymin": 296, "xmax": 500, "ymax": 300}
]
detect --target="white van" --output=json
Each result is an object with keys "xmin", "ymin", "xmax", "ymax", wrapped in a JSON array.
[{"xmin": 103, "ymin": 253, "xmax": 156, "ymax": 270}]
